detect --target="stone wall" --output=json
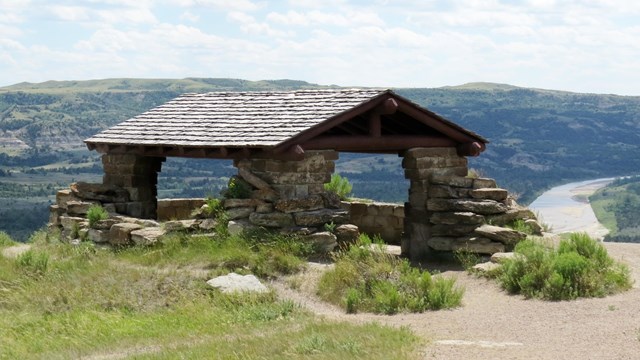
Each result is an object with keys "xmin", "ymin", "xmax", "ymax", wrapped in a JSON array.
[
  {"xmin": 157, "ymin": 198, "xmax": 206, "ymax": 221},
  {"xmin": 342, "ymin": 201, "xmax": 404, "ymax": 244},
  {"xmin": 401, "ymin": 147, "xmax": 539, "ymax": 260}
]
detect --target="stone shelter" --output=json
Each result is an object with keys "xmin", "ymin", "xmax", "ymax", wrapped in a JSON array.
[{"xmin": 50, "ymin": 89, "xmax": 538, "ymax": 259}]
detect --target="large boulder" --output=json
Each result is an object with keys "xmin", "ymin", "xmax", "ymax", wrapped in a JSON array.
[
  {"xmin": 130, "ymin": 227, "xmax": 166, "ymax": 246},
  {"xmin": 334, "ymin": 224, "xmax": 360, "ymax": 244},
  {"xmin": 305, "ymin": 231, "xmax": 338, "ymax": 253},
  {"xmin": 206, "ymin": 273, "xmax": 268, "ymax": 294}
]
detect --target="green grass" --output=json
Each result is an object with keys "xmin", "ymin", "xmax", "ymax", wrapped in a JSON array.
[
  {"xmin": 86, "ymin": 204, "xmax": 109, "ymax": 227},
  {"xmin": 0, "ymin": 231, "xmax": 421, "ymax": 359},
  {"xmin": 0, "ymin": 231, "xmax": 16, "ymax": 247},
  {"xmin": 495, "ymin": 233, "xmax": 632, "ymax": 300},
  {"xmin": 318, "ymin": 235, "xmax": 464, "ymax": 314}
]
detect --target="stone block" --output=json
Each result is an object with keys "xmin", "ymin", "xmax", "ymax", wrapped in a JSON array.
[
  {"xmin": 226, "ymin": 207, "xmax": 254, "ymax": 220},
  {"xmin": 430, "ymin": 175, "xmax": 474, "ymax": 188},
  {"xmin": 452, "ymin": 237, "xmax": 505, "ymax": 254},
  {"xmin": 429, "ymin": 185, "xmax": 468, "ymax": 199},
  {"xmin": 308, "ymin": 183, "xmax": 326, "ymax": 195},
  {"xmin": 88, "ymin": 229, "xmax": 110, "ymax": 243},
  {"xmin": 251, "ymin": 188, "xmax": 279, "ymax": 202},
  {"xmin": 238, "ymin": 168, "xmax": 272, "ymax": 191},
  {"xmin": 199, "ymin": 218, "xmax": 218, "ymax": 231},
  {"xmin": 305, "ymin": 231, "xmax": 337, "ymax": 253},
  {"xmin": 403, "ymin": 147, "xmax": 458, "ymax": 159},
  {"xmin": 93, "ymin": 219, "xmax": 119, "ymax": 230},
  {"xmin": 295, "ymin": 185, "xmax": 309, "ymax": 197},
  {"xmin": 66, "ymin": 201, "xmax": 98, "ymax": 216},
  {"xmin": 131, "ymin": 227, "xmax": 166, "ymax": 246},
  {"xmin": 164, "ymin": 220, "xmax": 198, "ymax": 232},
  {"xmin": 430, "ymin": 212, "xmax": 485, "ymax": 225},
  {"xmin": 474, "ymin": 224, "xmax": 527, "ymax": 245},
  {"xmin": 60, "ymin": 216, "xmax": 86, "ymax": 230},
  {"xmin": 321, "ymin": 192, "xmax": 342, "ymax": 209},
  {"xmin": 408, "ymin": 191, "xmax": 427, "ymax": 206},
  {"xmin": 109, "ymin": 223, "xmax": 143, "ymax": 246},
  {"xmin": 293, "ymin": 209, "xmax": 349, "ymax": 227},
  {"xmin": 224, "ymin": 198, "xmax": 259, "ymax": 208},
  {"xmin": 334, "ymin": 224, "xmax": 359, "ymax": 244},
  {"xmin": 256, "ymin": 203, "xmax": 273, "ymax": 213},
  {"xmin": 348, "ymin": 202, "xmax": 368, "ymax": 218},
  {"xmin": 70, "ymin": 182, "xmax": 130, "ymax": 203},
  {"xmin": 486, "ymin": 209, "xmax": 536, "ymax": 226},
  {"xmin": 431, "ymin": 224, "xmax": 479, "ymax": 237},
  {"xmin": 525, "ymin": 219, "xmax": 543, "ymax": 235},
  {"xmin": 274, "ymin": 195, "xmax": 324, "ymax": 213},
  {"xmin": 56, "ymin": 189, "xmax": 80, "ymax": 209},
  {"xmin": 393, "ymin": 206, "xmax": 405, "ymax": 218},
  {"xmin": 402, "ymin": 156, "xmax": 467, "ymax": 169},
  {"xmin": 249, "ymin": 212, "xmax": 294, "ymax": 227},
  {"xmin": 125, "ymin": 187, "xmax": 155, "ymax": 202},
  {"xmin": 473, "ymin": 178, "xmax": 497, "ymax": 189},
  {"xmin": 470, "ymin": 188, "xmax": 508, "ymax": 201},
  {"xmin": 427, "ymin": 199, "xmax": 508, "ymax": 215},
  {"xmin": 427, "ymin": 237, "xmax": 455, "ymax": 251},
  {"xmin": 271, "ymin": 185, "xmax": 296, "ymax": 200}
]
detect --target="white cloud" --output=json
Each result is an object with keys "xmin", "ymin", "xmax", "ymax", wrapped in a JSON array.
[
  {"xmin": 267, "ymin": 10, "xmax": 384, "ymax": 27},
  {"xmin": 228, "ymin": 11, "xmax": 291, "ymax": 37},
  {"xmin": 180, "ymin": 10, "xmax": 200, "ymax": 22},
  {"xmin": 171, "ymin": 0, "xmax": 264, "ymax": 12}
]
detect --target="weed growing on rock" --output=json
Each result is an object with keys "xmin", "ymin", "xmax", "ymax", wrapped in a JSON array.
[
  {"xmin": 498, "ymin": 233, "xmax": 632, "ymax": 300},
  {"xmin": 318, "ymin": 234, "xmax": 464, "ymax": 314},
  {"xmin": 86, "ymin": 204, "xmax": 109, "ymax": 228}
]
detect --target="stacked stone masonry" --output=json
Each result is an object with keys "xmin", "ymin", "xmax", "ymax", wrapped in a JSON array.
[
  {"xmin": 342, "ymin": 201, "xmax": 404, "ymax": 244},
  {"xmin": 48, "ymin": 147, "xmax": 538, "ymax": 260},
  {"xmin": 401, "ymin": 147, "xmax": 539, "ymax": 260}
]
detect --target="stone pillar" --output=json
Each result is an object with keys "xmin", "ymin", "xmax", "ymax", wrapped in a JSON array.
[
  {"xmin": 236, "ymin": 150, "xmax": 338, "ymax": 200},
  {"xmin": 101, "ymin": 154, "xmax": 165, "ymax": 219},
  {"xmin": 401, "ymin": 147, "xmax": 468, "ymax": 260}
]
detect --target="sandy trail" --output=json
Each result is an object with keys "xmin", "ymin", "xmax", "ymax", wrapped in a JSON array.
[{"xmin": 276, "ymin": 242, "xmax": 640, "ymax": 360}]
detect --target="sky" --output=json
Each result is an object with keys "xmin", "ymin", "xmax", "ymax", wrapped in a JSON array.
[{"xmin": 1, "ymin": 0, "xmax": 639, "ymax": 95}]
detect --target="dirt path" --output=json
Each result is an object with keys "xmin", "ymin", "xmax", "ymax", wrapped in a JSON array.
[{"xmin": 275, "ymin": 243, "xmax": 640, "ymax": 360}]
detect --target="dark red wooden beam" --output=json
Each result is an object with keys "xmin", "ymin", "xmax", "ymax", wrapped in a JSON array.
[{"xmin": 302, "ymin": 135, "xmax": 456, "ymax": 152}]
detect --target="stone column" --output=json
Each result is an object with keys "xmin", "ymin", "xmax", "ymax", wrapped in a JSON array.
[
  {"xmin": 401, "ymin": 147, "xmax": 468, "ymax": 260},
  {"xmin": 101, "ymin": 154, "xmax": 165, "ymax": 219}
]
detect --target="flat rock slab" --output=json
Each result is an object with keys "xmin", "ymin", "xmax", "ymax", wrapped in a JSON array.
[
  {"xmin": 1, "ymin": 244, "xmax": 31, "ymax": 259},
  {"xmin": 474, "ymin": 224, "xmax": 527, "ymax": 245},
  {"xmin": 131, "ymin": 227, "xmax": 166, "ymax": 246},
  {"xmin": 472, "ymin": 262, "xmax": 502, "ymax": 274},
  {"xmin": 206, "ymin": 273, "xmax": 268, "ymax": 294}
]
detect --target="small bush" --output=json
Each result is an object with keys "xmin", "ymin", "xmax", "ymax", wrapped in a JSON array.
[
  {"xmin": 203, "ymin": 197, "xmax": 225, "ymax": 218},
  {"xmin": 507, "ymin": 219, "xmax": 534, "ymax": 235},
  {"xmin": 86, "ymin": 205, "xmax": 108, "ymax": 228},
  {"xmin": 498, "ymin": 233, "xmax": 632, "ymax": 300},
  {"xmin": 15, "ymin": 250, "xmax": 49, "ymax": 276},
  {"xmin": 324, "ymin": 174, "xmax": 352, "ymax": 200},
  {"xmin": 454, "ymin": 248, "xmax": 481, "ymax": 271},
  {"xmin": 318, "ymin": 235, "xmax": 464, "ymax": 314},
  {"xmin": 222, "ymin": 177, "xmax": 253, "ymax": 199}
]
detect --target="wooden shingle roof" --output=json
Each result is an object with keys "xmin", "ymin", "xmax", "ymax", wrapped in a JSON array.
[{"xmin": 85, "ymin": 88, "xmax": 487, "ymax": 159}]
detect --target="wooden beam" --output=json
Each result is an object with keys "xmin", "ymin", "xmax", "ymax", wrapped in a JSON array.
[
  {"xmin": 457, "ymin": 142, "xmax": 484, "ymax": 157},
  {"xmin": 302, "ymin": 135, "xmax": 456, "ymax": 152},
  {"xmin": 369, "ymin": 114, "xmax": 381, "ymax": 137}
]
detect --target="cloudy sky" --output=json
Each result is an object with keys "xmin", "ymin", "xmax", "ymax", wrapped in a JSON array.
[{"xmin": 1, "ymin": 0, "xmax": 639, "ymax": 95}]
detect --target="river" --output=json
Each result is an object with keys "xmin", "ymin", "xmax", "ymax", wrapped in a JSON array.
[{"xmin": 528, "ymin": 178, "xmax": 615, "ymax": 240}]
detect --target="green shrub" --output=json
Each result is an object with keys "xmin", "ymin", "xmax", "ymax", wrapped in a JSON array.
[
  {"xmin": 86, "ymin": 204, "xmax": 109, "ymax": 228},
  {"xmin": 324, "ymin": 174, "xmax": 353, "ymax": 200},
  {"xmin": 318, "ymin": 234, "xmax": 464, "ymax": 314},
  {"xmin": 454, "ymin": 248, "xmax": 481, "ymax": 271},
  {"xmin": 507, "ymin": 219, "xmax": 534, "ymax": 235},
  {"xmin": 498, "ymin": 233, "xmax": 632, "ymax": 300},
  {"xmin": 15, "ymin": 249, "xmax": 49, "ymax": 276},
  {"xmin": 203, "ymin": 197, "xmax": 225, "ymax": 218},
  {"xmin": 223, "ymin": 177, "xmax": 253, "ymax": 199}
]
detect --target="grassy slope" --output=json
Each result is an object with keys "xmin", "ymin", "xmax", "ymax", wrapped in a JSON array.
[
  {"xmin": 590, "ymin": 177, "xmax": 640, "ymax": 241},
  {"xmin": 0, "ymin": 231, "xmax": 420, "ymax": 359}
]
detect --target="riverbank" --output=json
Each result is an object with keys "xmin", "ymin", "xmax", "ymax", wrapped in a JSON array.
[{"xmin": 529, "ymin": 178, "xmax": 614, "ymax": 240}]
